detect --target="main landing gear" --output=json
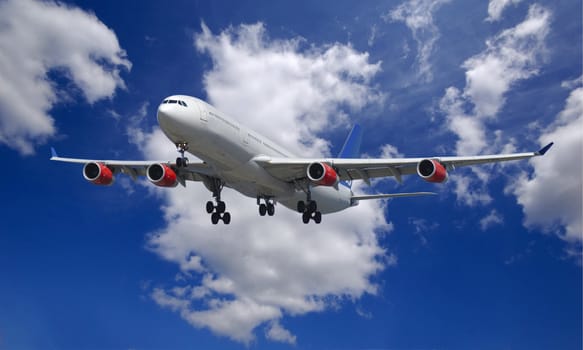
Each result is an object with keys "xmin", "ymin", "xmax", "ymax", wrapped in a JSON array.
[
  {"xmin": 257, "ymin": 197, "xmax": 275, "ymax": 217},
  {"xmin": 175, "ymin": 142, "xmax": 189, "ymax": 168},
  {"xmin": 205, "ymin": 178, "xmax": 231, "ymax": 225},
  {"xmin": 297, "ymin": 190, "xmax": 322, "ymax": 224}
]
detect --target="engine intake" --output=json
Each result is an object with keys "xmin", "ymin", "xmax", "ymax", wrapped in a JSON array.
[
  {"xmin": 417, "ymin": 159, "xmax": 448, "ymax": 183},
  {"xmin": 307, "ymin": 162, "xmax": 339, "ymax": 186},
  {"xmin": 83, "ymin": 162, "xmax": 113, "ymax": 185},
  {"xmin": 147, "ymin": 163, "xmax": 178, "ymax": 187}
]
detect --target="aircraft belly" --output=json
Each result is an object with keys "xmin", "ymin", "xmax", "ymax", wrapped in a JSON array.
[
  {"xmin": 219, "ymin": 159, "xmax": 295, "ymax": 198},
  {"xmin": 279, "ymin": 185, "xmax": 353, "ymax": 214}
]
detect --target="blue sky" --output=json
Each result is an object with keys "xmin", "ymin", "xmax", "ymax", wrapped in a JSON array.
[{"xmin": 0, "ymin": 0, "xmax": 581, "ymax": 349}]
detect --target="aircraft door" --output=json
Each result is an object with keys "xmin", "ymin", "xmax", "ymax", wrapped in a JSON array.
[
  {"xmin": 196, "ymin": 101, "xmax": 208, "ymax": 123},
  {"xmin": 240, "ymin": 129, "xmax": 249, "ymax": 146}
]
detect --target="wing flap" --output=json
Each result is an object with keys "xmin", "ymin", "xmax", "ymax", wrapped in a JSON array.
[{"xmin": 352, "ymin": 192, "xmax": 436, "ymax": 200}]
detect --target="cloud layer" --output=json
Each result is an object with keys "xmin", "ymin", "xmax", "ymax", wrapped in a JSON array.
[
  {"xmin": 486, "ymin": 0, "xmax": 524, "ymax": 22},
  {"xmin": 139, "ymin": 23, "xmax": 390, "ymax": 344},
  {"xmin": 0, "ymin": 0, "xmax": 130, "ymax": 154}
]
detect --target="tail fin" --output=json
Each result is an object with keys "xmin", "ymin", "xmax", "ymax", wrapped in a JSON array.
[
  {"xmin": 337, "ymin": 124, "xmax": 363, "ymax": 189},
  {"xmin": 338, "ymin": 124, "xmax": 363, "ymax": 158}
]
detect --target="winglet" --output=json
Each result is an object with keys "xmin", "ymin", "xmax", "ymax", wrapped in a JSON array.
[
  {"xmin": 50, "ymin": 147, "xmax": 58, "ymax": 159},
  {"xmin": 536, "ymin": 142, "xmax": 554, "ymax": 156}
]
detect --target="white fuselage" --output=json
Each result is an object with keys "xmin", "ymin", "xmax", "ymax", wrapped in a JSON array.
[{"xmin": 156, "ymin": 95, "xmax": 354, "ymax": 214}]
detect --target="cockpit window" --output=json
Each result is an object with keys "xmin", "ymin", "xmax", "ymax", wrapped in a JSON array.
[{"xmin": 161, "ymin": 99, "xmax": 187, "ymax": 107}]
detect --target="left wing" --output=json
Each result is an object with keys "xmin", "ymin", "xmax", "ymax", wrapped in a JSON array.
[
  {"xmin": 50, "ymin": 148, "xmax": 215, "ymax": 186},
  {"xmin": 254, "ymin": 142, "xmax": 554, "ymax": 185}
]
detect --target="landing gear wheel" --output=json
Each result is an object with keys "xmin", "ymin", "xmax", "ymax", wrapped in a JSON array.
[
  {"xmin": 222, "ymin": 212, "xmax": 231, "ymax": 225},
  {"xmin": 206, "ymin": 201, "xmax": 215, "ymax": 214},
  {"xmin": 175, "ymin": 142, "xmax": 189, "ymax": 168},
  {"xmin": 314, "ymin": 211, "xmax": 322, "ymax": 224},
  {"xmin": 259, "ymin": 203, "xmax": 267, "ymax": 216},
  {"xmin": 297, "ymin": 201, "xmax": 305, "ymax": 213},
  {"xmin": 267, "ymin": 203, "xmax": 275, "ymax": 216},
  {"xmin": 211, "ymin": 212, "xmax": 220, "ymax": 225},
  {"xmin": 216, "ymin": 201, "xmax": 226, "ymax": 213},
  {"xmin": 302, "ymin": 212, "xmax": 311, "ymax": 224},
  {"xmin": 308, "ymin": 200, "xmax": 317, "ymax": 213}
]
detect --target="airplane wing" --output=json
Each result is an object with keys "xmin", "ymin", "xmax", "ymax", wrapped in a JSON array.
[
  {"xmin": 254, "ymin": 142, "xmax": 554, "ymax": 184},
  {"xmin": 50, "ymin": 148, "xmax": 215, "ymax": 184}
]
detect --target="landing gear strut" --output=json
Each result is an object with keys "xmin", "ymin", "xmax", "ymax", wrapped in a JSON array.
[
  {"xmin": 257, "ymin": 197, "xmax": 275, "ymax": 217},
  {"xmin": 205, "ymin": 178, "xmax": 231, "ymax": 225},
  {"xmin": 296, "ymin": 189, "xmax": 322, "ymax": 224},
  {"xmin": 175, "ymin": 142, "xmax": 189, "ymax": 168}
]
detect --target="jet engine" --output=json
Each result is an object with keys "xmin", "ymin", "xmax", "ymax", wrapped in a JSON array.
[
  {"xmin": 147, "ymin": 163, "xmax": 178, "ymax": 187},
  {"xmin": 417, "ymin": 159, "xmax": 448, "ymax": 183},
  {"xmin": 83, "ymin": 162, "xmax": 114, "ymax": 185},
  {"xmin": 307, "ymin": 162, "xmax": 339, "ymax": 186}
]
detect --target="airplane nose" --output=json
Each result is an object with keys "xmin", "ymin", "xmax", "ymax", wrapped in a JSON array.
[
  {"xmin": 157, "ymin": 102, "xmax": 182, "ymax": 131},
  {"xmin": 157, "ymin": 103, "xmax": 172, "ymax": 124},
  {"xmin": 157, "ymin": 99, "xmax": 189, "ymax": 140}
]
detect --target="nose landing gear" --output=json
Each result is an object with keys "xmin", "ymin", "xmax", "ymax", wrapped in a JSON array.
[{"xmin": 175, "ymin": 142, "xmax": 189, "ymax": 168}]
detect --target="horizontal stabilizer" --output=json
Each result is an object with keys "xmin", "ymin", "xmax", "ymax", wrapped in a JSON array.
[{"xmin": 352, "ymin": 192, "xmax": 436, "ymax": 200}]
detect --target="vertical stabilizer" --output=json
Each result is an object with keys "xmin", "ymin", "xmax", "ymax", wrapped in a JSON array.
[
  {"xmin": 337, "ymin": 124, "xmax": 363, "ymax": 189},
  {"xmin": 338, "ymin": 124, "xmax": 363, "ymax": 158}
]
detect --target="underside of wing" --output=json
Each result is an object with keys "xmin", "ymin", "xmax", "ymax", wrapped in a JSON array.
[
  {"xmin": 50, "ymin": 148, "xmax": 215, "ymax": 186},
  {"xmin": 253, "ymin": 142, "xmax": 553, "ymax": 185},
  {"xmin": 254, "ymin": 157, "xmax": 420, "ymax": 183}
]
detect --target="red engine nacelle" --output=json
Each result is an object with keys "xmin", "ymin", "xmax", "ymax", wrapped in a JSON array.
[
  {"xmin": 83, "ymin": 162, "xmax": 114, "ymax": 185},
  {"xmin": 307, "ymin": 162, "xmax": 339, "ymax": 186},
  {"xmin": 417, "ymin": 159, "xmax": 448, "ymax": 183},
  {"xmin": 147, "ymin": 163, "xmax": 178, "ymax": 187}
]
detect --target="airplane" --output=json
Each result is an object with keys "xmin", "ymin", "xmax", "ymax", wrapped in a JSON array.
[{"xmin": 50, "ymin": 95, "xmax": 554, "ymax": 225}]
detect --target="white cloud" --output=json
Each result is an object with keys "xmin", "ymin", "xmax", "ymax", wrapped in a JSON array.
[
  {"xmin": 486, "ymin": 0, "xmax": 523, "ymax": 22},
  {"xmin": 0, "ymin": 0, "xmax": 130, "ymax": 155},
  {"xmin": 463, "ymin": 4, "xmax": 550, "ymax": 119},
  {"xmin": 439, "ymin": 87, "xmax": 488, "ymax": 156},
  {"xmin": 480, "ymin": 209, "xmax": 504, "ymax": 230},
  {"xmin": 509, "ymin": 86, "xmax": 583, "ymax": 246},
  {"xmin": 368, "ymin": 24, "xmax": 379, "ymax": 47},
  {"xmin": 265, "ymin": 321, "xmax": 296, "ymax": 344},
  {"xmin": 450, "ymin": 174, "xmax": 493, "ymax": 207},
  {"xmin": 441, "ymin": 5, "xmax": 550, "ymax": 156},
  {"xmin": 386, "ymin": 0, "xmax": 451, "ymax": 82},
  {"xmin": 195, "ymin": 22, "xmax": 384, "ymax": 158},
  {"xmin": 139, "ymin": 23, "xmax": 390, "ymax": 344}
]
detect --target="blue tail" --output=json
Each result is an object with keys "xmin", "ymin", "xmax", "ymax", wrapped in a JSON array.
[
  {"xmin": 337, "ymin": 124, "xmax": 363, "ymax": 158},
  {"xmin": 338, "ymin": 124, "xmax": 363, "ymax": 189}
]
